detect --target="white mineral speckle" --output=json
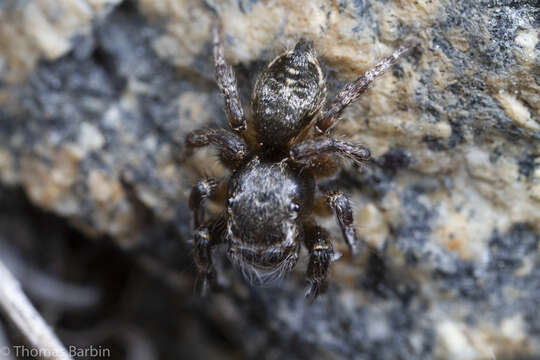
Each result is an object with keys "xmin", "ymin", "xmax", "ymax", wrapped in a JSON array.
[
  {"xmin": 495, "ymin": 92, "xmax": 538, "ymax": 131},
  {"xmin": 436, "ymin": 320, "xmax": 478, "ymax": 360},
  {"xmin": 78, "ymin": 122, "xmax": 105, "ymax": 153},
  {"xmin": 515, "ymin": 28, "xmax": 539, "ymax": 64}
]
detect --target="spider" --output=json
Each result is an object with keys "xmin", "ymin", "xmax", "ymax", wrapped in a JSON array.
[{"xmin": 186, "ymin": 26, "xmax": 410, "ymax": 300}]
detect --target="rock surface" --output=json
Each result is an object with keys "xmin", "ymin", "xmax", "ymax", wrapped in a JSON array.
[{"xmin": 0, "ymin": 0, "xmax": 539, "ymax": 359}]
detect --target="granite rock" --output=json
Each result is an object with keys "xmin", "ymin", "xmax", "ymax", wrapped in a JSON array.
[{"xmin": 0, "ymin": 0, "xmax": 539, "ymax": 359}]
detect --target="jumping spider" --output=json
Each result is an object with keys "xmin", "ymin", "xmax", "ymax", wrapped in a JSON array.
[{"xmin": 186, "ymin": 26, "xmax": 410, "ymax": 300}]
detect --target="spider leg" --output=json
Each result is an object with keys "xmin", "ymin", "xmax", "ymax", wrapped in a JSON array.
[
  {"xmin": 304, "ymin": 221, "xmax": 334, "ymax": 302},
  {"xmin": 290, "ymin": 137, "xmax": 371, "ymax": 168},
  {"xmin": 185, "ymin": 128, "xmax": 249, "ymax": 167},
  {"xmin": 316, "ymin": 43, "xmax": 411, "ymax": 134},
  {"xmin": 193, "ymin": 213, "xmax": 227, "ymax": 296},
  {"xmin": 213, "ymin": 26, "xmax": 247, "ymax": 133},
  {"xmin": 325, "ymin": 191, "xmax": 360, "ymax": 255},
  {"xmin": 189, "ymin": 178, "xmax": 219, "ymax": 229}
]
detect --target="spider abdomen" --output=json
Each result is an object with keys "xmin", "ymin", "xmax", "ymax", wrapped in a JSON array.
[{"xmin": 252, "ymin": 40, "xmax": 326, "ymax": 149}]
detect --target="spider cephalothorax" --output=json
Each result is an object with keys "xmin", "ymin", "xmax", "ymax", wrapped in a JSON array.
[
  {"xmin": 186, "ymin": 26, "xmax": 410, "ymax": 300},
  {"xmin": 226, "ymin": 156, "xmax": 314, "ymax": 284}
]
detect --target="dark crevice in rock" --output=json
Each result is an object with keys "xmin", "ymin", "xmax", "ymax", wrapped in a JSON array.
[
  {"xmin": 518, "ymin": 153, "xmax": 539, "ymax": 180},
  {"xmin": 395, "ymin": 185, "xmax": 437, "ymax": 253},
  {"xmin": 360, "ymin": 251, "xmax": 419, "ymax": 306}
]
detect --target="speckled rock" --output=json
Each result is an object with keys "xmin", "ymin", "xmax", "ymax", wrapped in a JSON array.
[{"xmin": 0, "ymin": 0, "xmax": 538, "ymax": 359}]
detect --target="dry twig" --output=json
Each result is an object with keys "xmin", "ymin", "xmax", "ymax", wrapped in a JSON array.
[
  {"xmin": 0, "ymin": 260, "xmax": 71, "ymax": 360},
  {"xmin": 0, "ymin": 242, "xmax": 101, "ymax": 310}
]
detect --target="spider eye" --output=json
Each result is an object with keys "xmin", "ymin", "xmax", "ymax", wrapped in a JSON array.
[{"xmin": 289, "ymin": 202, "xmax": 300, "ymax": 213}]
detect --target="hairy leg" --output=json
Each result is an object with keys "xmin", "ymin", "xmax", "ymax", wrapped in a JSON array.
[
  {"xmin": 185, "ymin": 128, "xmax": 249, "ymax": 167},
  {"xmin": 189, "ymin": 178, "xmax": 218, "ymax": 229},
  {"xmin": 303, "ymin": 221, "xmax": 334, "ymax": 301},
  {"xmin": 316, "ymin": 43, "xmax": 411, "ymax": 133},
  {"xmin": 290, "ymin": 137, "xmax": 370, "ymax": 167},
  {"xmin": 213, "ymin": 26, "xmax": 247, "ymax": 133},
  {"xmin": 325, "ymin": 191, "xmax": 360, "ymax": 255},
  {"xmin": 190, "ymin": 179, "xmax": 227, "ymax": 295},
  {"xmin": 193, "ymin": 213, "xmax": 227, "ymax": 296}
]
